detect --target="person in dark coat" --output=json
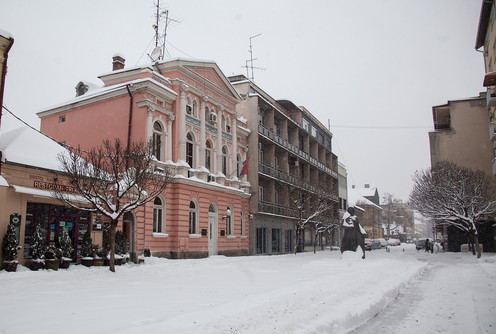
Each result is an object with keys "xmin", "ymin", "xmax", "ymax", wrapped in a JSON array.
[
  {"xmin": 340, "ymin": 206, "xmax": 366, "ymax": 259},
  {"xmin": 425, "ymin": 238, "xmax": 430, "ymax": 252}
]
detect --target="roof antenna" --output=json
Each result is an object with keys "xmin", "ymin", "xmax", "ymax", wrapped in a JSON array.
[
  {"xmin": 243, "ymin": 34, "xmax": 265, "ymax": 81},
  {"xmin": 149, "ymin": 0, "xmax": 179, "ymax": 62}
]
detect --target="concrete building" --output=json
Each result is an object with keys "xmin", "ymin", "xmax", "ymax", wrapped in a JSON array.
[
  {"xmin": 37, "ymin": 56, "xmax": 251, "ymax": 259},
  {"xmin": 429, "ymin": 92, "xmax": 493, "ymax": 175},
  {"xmin": 229, "ymin": 75, "xmax": 340, "ymax": 254}
]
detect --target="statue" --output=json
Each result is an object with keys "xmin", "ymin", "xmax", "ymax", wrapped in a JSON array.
[{"xmin": 340, "ymin": 206, "xmax": 366, "ymax": 259}]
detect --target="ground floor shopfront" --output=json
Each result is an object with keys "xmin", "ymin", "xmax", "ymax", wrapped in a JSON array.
[{"xmin": 251, "ymin": 213, "xmax": 341, "ymax": 255}]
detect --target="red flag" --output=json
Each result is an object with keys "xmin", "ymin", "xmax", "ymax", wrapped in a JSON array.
[{"xmin": 240, "ymin": 157, "xmax": 249, "ymax": 177}]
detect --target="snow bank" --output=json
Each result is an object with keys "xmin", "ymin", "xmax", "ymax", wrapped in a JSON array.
[{"xmin": 0, "ymin": 245, "xmax": 428, "ymax": 334}]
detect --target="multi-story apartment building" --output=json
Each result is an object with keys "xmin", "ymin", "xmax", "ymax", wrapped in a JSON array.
[
  {"xmin": 429, "ymin": 92, "xmax": 496, "ymax": 252},
  {"xmin": 37, "ymin": 56, "xmax": 251, "ymax": 259},
  {"xmin": 229, "ymin": 75, "xmax": 340, "ymax": 254}
]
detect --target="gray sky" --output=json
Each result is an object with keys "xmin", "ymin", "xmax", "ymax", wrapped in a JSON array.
[{"xmin": 0, "ymin": 0, "xmax": 485, "ymax": 201}]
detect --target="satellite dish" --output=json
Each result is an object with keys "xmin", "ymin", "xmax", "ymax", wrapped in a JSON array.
[{"xmin": 150, "ymin": 47, "xmax": 162, "ymax": 62}]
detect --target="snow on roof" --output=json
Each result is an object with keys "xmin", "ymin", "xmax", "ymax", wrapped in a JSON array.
[
  {"xmin": 0, "ymin": 29, "xmax": 13, "ymax": 39},
  {"xmin": 348, "ymin": 187, "xmax": 382, "ymax": 210},
  {"xmin": 0, "ymin": 126, "xmax": 68, "ymax": 172},
  {"xmin": 37, "ymin": 77, "xmax": 177, "ymax": 115}
]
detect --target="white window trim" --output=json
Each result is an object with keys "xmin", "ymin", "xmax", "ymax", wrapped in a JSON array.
[{"xmin": 153, "ymin": 233, "xmax": 169, "ymax": 238}]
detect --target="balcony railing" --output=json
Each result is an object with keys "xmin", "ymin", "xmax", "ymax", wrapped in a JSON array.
[
  {"xmin": 258, "ymin": 163, "xmax": 338, "ymax": 202},
  {"xmin": 258, "ymin": 124, "xmax": 337, "ymax": 179}
]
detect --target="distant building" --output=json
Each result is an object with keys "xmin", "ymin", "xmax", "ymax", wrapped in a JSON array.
[{"xmin": 348, "ymin": 185, "xmax": 383, "ymax": 239}]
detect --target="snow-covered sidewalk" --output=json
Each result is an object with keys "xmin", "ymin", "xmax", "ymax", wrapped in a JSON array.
[
  {"xmin": 0, "ymin": 245, "xmax": 493, "ymax": 334},
  {"xmin": 352, "ymin": 250, "xmax": 496, "ymax": 334}
]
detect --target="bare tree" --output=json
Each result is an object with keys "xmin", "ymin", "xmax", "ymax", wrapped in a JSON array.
[
  {"xmin": 381, "ymin": 193, "xmax": 414, "ymax": 240},
  {"xmin": 288, "ymin": 186, "xmax": 336, "ymax": 254},
  {"xmin": 53, "ymin": 138, "xmax": 172, "ymax": 271},
  {"xmin": 409, "ymin": 161, "xmax": 496, "ymax": 258}
]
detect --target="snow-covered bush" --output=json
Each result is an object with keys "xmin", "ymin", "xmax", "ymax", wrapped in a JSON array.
[
  {"xmin": 115, "ymin": 231, "xmax": 129, "ymax": 255},
  {"xmin": 45, "ymin": 244, "xmax": 62, "ymax": 260},
  {"xmin": 29, "ymin": 224, "xmax": 46, "ymax": 260},
  {"xmin": 59, "ymin": 229, "xmax": 74, "ymax": 259},
  {"xmin": 80, "ymin": 230, "xmax": 93, "ymax": 258},
  {"xmin": 2, "ymin": 223, "xmax": 21, "ymax": 262}
]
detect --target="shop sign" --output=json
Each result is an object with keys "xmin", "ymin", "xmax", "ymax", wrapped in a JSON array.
[{"xmin": 29, "ymin": 174, "xmax": 79, "ymax": 194}]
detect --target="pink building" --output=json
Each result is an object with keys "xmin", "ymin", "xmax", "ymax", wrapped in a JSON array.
[{"xmin": 38, "ymin": 56, "xmax": 251, "ymax": 259}]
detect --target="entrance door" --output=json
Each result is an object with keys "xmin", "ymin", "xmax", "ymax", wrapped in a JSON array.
[
  {"xmin": 122, "ymin": 212, "xmax": 135, "ymax": 262},
  {"xmin": 49, "ymin": 213, "xmax": 77, "ymax": 259},
  {"xmin": 208, "ymin": 204, "xmax": 218, "ymax": 256}
]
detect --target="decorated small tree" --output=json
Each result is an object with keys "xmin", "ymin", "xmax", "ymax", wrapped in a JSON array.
[
  {"xmin": 114, "ymin": 230, "xmax": 129, "ymax": 264},
  {"xmin": 29, "ymin": 224, "xmax": 46, "ymax": 270},
  {"xmin": 2, "ymin": 223, "xmax": 22, "ymax": 271},
  {"xmin": 59, "ymin": 229, "xmax": 74, "ymax": 259},
  {"xmin": 59, "ymin": 229, "xmax": 74, "ymax": 268},
  {"xmin": 80, "ymin": 230, "xmax": 94, "ymax": 267}
]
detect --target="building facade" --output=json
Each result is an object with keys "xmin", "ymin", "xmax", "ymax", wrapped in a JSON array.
[
  {"xmin": 429, "ymin": 92, "xmax": 493, "ymax": 175},
  {"xmin": 37, "ymin": 57, "xmax": 251, "ymax": 259},
  {"xmin": 229, "ymin": 75, "xmax": 340, "ymax": 254}
]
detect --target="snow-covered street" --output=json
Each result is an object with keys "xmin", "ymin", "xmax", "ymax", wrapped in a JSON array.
[{"xmin": 0, "ymin": 245, "xmax": 494, "ymax": 334}]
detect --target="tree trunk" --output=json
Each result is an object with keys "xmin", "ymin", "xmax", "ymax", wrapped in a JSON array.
[
  {"xmin": 474, "ymin": 232, "xmax": 482, "ymax": 259},
  {"xmin": 109, "ymin": 221, "xmax": 117, "ymax": 272}
]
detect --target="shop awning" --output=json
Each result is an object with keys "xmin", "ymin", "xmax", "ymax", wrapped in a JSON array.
[
  {"xmin": 12, "ymin": 185, "xmax": 88, "ymax": 203},
  {"xmin": 483, "ymin": 71, "xmax": 496, "ymax": 87}
]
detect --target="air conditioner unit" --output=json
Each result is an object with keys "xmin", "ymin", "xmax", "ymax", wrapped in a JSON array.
[
  {"xmin": 209, "ymin": 112, "xmax": 217, "ymax": 124},
  {"xmin": 289, "ymin": 157, "xmax": 299, "ymax": 167}
]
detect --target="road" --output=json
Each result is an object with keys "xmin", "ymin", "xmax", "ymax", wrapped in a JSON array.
[{"xmin": 351, "ymin": 250, "xmax": 496, "ymax": 334}]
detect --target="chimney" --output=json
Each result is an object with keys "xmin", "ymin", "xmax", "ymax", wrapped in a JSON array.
[
  {"xmin": 364, "ymin": 184, "xmax": 370, "ymax": 188},
  {"xmin": 112, "ymin": 54, "xmax": 125, "ymax": 71}
]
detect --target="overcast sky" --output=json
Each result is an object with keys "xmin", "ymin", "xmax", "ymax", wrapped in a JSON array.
[{"xmin": 0, "ymin": 0, "xmax": 485, "ymax": 201}]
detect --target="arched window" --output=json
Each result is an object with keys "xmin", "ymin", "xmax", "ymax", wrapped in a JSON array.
[
  {"xmin": 153, "ymin": 121, "xmax": 163, "ymax": 161},
  {"xmin": 226, "ymin": 116, "xmax": 231, "ymax": 133},
  {"xmin": 153, "ymin": 197, "xmax": 165, "ymax": 233},
  {"xmin": 226, "ymin": 206, "xmax": 233, "ymax": 236},
  {"xmin": 192, "ymin": 100, "xmax": 198, "ymax": 117},
  {"xmin": 189, "ymin": 200, "xmax": 198, "ymax": 234},
  {"xmin": 205, "ymin": 107, "xmax": 210, "ymax": 122},
  {"xmin": 205, "ymin": 140, "xmax": 213, "ymax": 171},
  {"xmin": 186, "ymin": 132, "xmax": 194, "ymax": 168},
  {"xmin": 222, "ymin": 146, "xmax": 228, "ymax": 176},
  {"xmin": 186, "ymin": 97, "xmax": 193, "ymax": 115}
]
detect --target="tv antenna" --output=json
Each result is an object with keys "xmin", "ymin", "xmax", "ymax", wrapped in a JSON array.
[
  {"xmin": 243, "ymin": 34, "xmax": 265, "ymax": 81},
  {"xmin": 148, "ymin": 0, "xmax": 180, "ymax": 62}
]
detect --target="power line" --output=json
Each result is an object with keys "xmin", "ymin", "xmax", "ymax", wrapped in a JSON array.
[{"xmin": 331, "ymin": 125, "xmax": 432, "ymax": 129}]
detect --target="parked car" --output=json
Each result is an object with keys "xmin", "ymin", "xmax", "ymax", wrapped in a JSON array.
[
  {"xmin": 416, "ymin": 238, "xmax": 427, "ymax": 250},
  {"xmin": 370, "ymin": 239, "xmax": 381, "ymax": 249},
  {"xmin": 387, "ymin": 238, "xmax": 401, "ymax": 246},
  {"xmin": 364, "ymin": 238, "xmax": 373, "ymax": 251},
  {"xmin": 376, "ymin": 238, "xmax": 388, "ymax": 247}
]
